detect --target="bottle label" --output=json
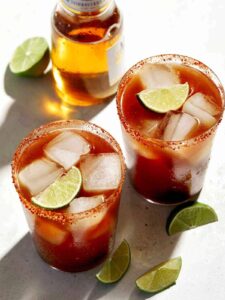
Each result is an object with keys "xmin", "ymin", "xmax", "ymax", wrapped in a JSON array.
[
  {"xmin": 62, "ymin": 0, "xmax": 109, "ymax": 12},
  {"xmin": 107, "ymin": 36, "xmax": 124, "ymax": 86}
]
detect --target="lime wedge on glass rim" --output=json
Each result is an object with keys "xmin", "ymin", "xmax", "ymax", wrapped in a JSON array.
[
  {"xmin": 136, "ymin": 257, "xmax": 182, "ymax": 293},
  {"xmin": 167, "ymin": 202, "xmax": 218, "ymax": 236},
  {"xmin": 137, "ymin": 83, "xmax": 189, "ymax": 113},
  {"xmin": 32, "ymin": 166, "xmax": 82, "ymax": 210},
  {"xmin": 9, "ymin": 37, "xmax": 50, "ymax": 77},
  {"xmin": 96, "ymin": 240, "xmax": 131, "ymax": 284}
]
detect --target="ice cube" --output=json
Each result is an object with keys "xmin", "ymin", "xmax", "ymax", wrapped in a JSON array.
[
  {"xmin": 162, "ymin": 113, "xmax": 180, "ymax": 141},
  {"xmin": 18, "ymin": 158, "xmax": 64, "ymax": 196},
  {"xmin": 67, "ymin": 195, "xmax": 104, "ymax": 214},
  {"xmin": 80, "ymin": 153, "xmax": 121, "ymax": 192},
  {"xmin": 68, "ymin": 200, "xmax": 107, "ymax": 241},
  {"xmin": 140, "ymin": 119, "xmax": 161, "ymax": 137},
  {"xmin": 44, "ymin": 131, "xmax": 91, "ymax": 170},
  {"xmin": 182, "ymin": 93, "xmax": 217, "ymax": 127},
  {"xmin": 35, "ymin": 217, "xmax": 68, "ymax": 245},
  {"xmin": 139, "ymin": 64, "xmax": 180, "ymax": 90},
  {"xmin": 187, "ymin": 93, "xmax": 219, "ymax": 116},
  {"xmin": 161, "ymin": 112, "xmax": 199, "ymax": 141}
]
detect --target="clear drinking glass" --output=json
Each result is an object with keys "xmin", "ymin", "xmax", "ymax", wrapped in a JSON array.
[
  {"xmin": 116, "ymin": 54, "xmax": 225, "ymax": 205},
  {"xmin": 12, "ymin": 120, "xmax": 125, "ymax": 272}
]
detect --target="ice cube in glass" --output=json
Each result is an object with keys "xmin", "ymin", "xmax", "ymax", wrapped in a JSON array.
[
  {"xmin": 80, "ymin": 153, "xmax": 121, "ymax": 192},
  {"xmin": 44, "ymin": 131, "xmax": 90, "ymax": 170},
  {"xmin": 18, "ymin": 158, "xmax": 64, "ymax": 196}
]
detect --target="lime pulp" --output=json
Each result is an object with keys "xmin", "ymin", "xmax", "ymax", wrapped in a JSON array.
[
  {"xmin": 32, "ymin": 166, "xmax": 82, "ymax": 210},
  {"xmin": 136, "ymin": 257, "xmax": 182, "ymax": 293},
  {"xmin": 167, "ymin": 202, "xmax": 218, "ymax": 236},
  {"xmin": 10, "ymin": 37, "xmax": 50, "ymax": 77},
  {"xmin": 96, "ymin": 240, "xmax": 131, "ymax": 284},
  {"xmin": 137, "ymin": 83, "xmax": 189, "ymax": 113}
]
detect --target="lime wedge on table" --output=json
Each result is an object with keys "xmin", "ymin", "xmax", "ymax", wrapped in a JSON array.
[
  {"xmin": 137, "ymin": 83, "xmax": 189, "ymax": 113},
  {"xmin": 32, "ymin": 167, "xmax": 82, "ymax": 210},
  {"xmin": 136, "ymin": 257, "xmax": 182, "ymax": 293},
  {"xmin": 96, "ymin": 240, "xmax": 131, "ymax": 284},
  {"xmin": 10, "ymin": 37, "xmax": 50, "ymax": 77},
  {"xmin": 167, "ymin": 202, "xmax": 218, "ymax": 236}
]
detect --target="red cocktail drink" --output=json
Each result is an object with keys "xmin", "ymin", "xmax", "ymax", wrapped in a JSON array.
[
  {"xmin": 12, "ymin": 120, "xmax": 125, "ymax": 272},
  {"xmin": 117, "ymin": 54, "xmax": 224, "ymax": 205}
]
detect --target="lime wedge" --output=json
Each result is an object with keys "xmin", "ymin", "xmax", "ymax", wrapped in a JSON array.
[
  {"xmin": 10, "ymin": 37, "xmax": 50, "ymax": 77},
  {"xmin": 167, "ymin": 202, "xmax": 218, "ymax": 236},
  {"xmin": 96, "ymin": 240, "xmax": 131, "ymax": 284},
  {"xmin": 32, "ymin": 167, "xmax": 82, "ymax": 210},
  {"xmin": 136, "ymin": 257, "xmax": 182, "ymax": 293},
  {"xmin": 137, "ymin": 83, "xmax": 189, "ymax": 113}
]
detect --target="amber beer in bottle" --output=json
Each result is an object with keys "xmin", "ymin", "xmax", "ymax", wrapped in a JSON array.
[{"xmin": 51, "ymin": 0, "xmax": 124, "ymax": 106}]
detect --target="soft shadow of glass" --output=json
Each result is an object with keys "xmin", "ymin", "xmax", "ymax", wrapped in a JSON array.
[
  {"xmin": 87, "ymin": 176, "xmax": 181, "ymax": 300},
  {"xmin": 0, "ymin": 176, "xmax": 181, "ymax": 300},
  {"xmin": 0, "ymin": 233, "xmax": 102, "ymax": 300},
  {"xmin": 2, "ymin": 66, "xmax": 110, "ymax": 167}
]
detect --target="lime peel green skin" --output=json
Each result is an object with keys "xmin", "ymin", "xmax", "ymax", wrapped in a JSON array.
[
  {"xmin": 96, "ymin": 239, "xmax": 131, "ymax": 284},
  {"xmin": 167, "ymin": 202, "xmax": 218, "ymax": 236},
  {"xmin": 10, "ymin": 37, "xmax": 50, "ymax": 77},
  {"xmin": 31, "ymin": 167, "xmax": 82, "ymax": 210},
  {"xmin": 137, "ymin": 83, "xmax": 189, "ymax": 114},
  {"xmin": 136, "ymin": 257, "xmax": 182, "ymax": 293}
]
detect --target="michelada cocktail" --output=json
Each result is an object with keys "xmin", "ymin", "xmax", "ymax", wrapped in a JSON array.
[
  {"xmin": 117, "ymin": 54, "xmax": 224, "ymax": 205},
  {"xmin": 12, "ymin": 120, "xmax": 125, "ymax": 272}
]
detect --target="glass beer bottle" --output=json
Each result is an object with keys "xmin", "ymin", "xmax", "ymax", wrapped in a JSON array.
[{"xmin": 51, "ymin": 0, "xmax": 124, "ymax": 106}]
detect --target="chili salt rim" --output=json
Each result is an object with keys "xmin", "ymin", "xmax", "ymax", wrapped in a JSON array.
[
  {"xmin": 11, "ymin": 119, "xmax": 126, "ymax": 224},
  {"xmin": 116, "ymin": 54, "xmax": 225, "ymax": 150}
]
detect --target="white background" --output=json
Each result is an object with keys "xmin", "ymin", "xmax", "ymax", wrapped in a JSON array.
[{"xmin": 1, "ymin": 0, "xmax": 225, "ymax": 299}]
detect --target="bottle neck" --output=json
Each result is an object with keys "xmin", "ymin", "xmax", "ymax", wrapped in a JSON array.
[{"xmin": 61, "ymin": 0, "xmax": 113, "ymax": 15}]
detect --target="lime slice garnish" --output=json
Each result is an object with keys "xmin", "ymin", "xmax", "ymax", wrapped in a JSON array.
[
  {"xmin": 137, "ymin": 83, "xmax": 189, "ymax": 113},
  {"xmin": 167, "ymin": 202, "xmax": 218, "ymax": 236},
  {"xmin": 32, "ymin": 167, "xmax": 82, "ymax": 210},
  {"xmin": 10, "ymin": 37, "xmax": 50, "ymax": 77},
  {"xmin": 96, "ymin": 239, "xmax": 131, "ymax": 284},
  {"xmin": 136, "ymin": 257, "xmax": 182, "ymax": 293}
]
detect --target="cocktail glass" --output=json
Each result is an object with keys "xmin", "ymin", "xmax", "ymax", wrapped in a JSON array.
[
  {"xmin": 117, "ymin": 54, "xmax": 224, "ymax": 205},
  {"xmin": 12, "ymin": 120, "xmax": 125, "ymax": 272}
]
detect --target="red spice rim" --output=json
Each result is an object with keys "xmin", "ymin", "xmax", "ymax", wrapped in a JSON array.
[
  {"xmin": 11, "ymin": 119, "xmax": 126, "ymax": 224},
  {"xmin": 116, "ymin": 54, "xmax": 225, "ymax": 149}
]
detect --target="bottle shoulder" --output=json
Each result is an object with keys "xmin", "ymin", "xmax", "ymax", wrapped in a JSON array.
[{"xmin": 52, "ymin": 1, "xmax": 122, "ymax": 42}]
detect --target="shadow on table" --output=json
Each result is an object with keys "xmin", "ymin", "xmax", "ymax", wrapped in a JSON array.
[
  {"xmin": 1, "ymin": 66, "xmax": 110, "ymax": 168},
  {"xmin": 0, "ymin": 176, "xmax": 181, "ymax": 300},
  {"xmin": 0, "ymin": 233, "xmax": 96, "ymax": 300},
  {"xmin": 87, "ymin": 176, "xmax": 181, "ymax": 300}
]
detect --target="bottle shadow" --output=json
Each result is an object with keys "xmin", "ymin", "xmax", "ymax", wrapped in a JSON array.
[
  {"xmin": 1, "ymin": 66, "xmax": 110, "ymax": 168},
  {"xmin": 0, "ymin": 177, "xmax": 181, "ymax": 300}
]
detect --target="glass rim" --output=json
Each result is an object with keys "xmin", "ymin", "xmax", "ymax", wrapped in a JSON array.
[
  {"xmin": 11, "ymin": 119, "xmax": 126, "ymax": 224},
  {"xmin": 116, "ymin": 54, "xmax": 225, "ymax": 149}
]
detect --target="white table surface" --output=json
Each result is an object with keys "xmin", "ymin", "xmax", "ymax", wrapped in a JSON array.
[{"xmin": 1, "ymin": 0, "xmax": 225, "ymax": 299}]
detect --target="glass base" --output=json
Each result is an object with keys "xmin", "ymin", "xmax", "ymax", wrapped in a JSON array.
[
  {"xmin": 47, "ymin": 255, "xmax": 108, "ymax": 273},
  {"xmin": 36, "ymin": 247, "xmax": 109, "ymax": 273},
  {"xmin": 132, "ymin": 180, "xmax": 201, "ymax": 206}
]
